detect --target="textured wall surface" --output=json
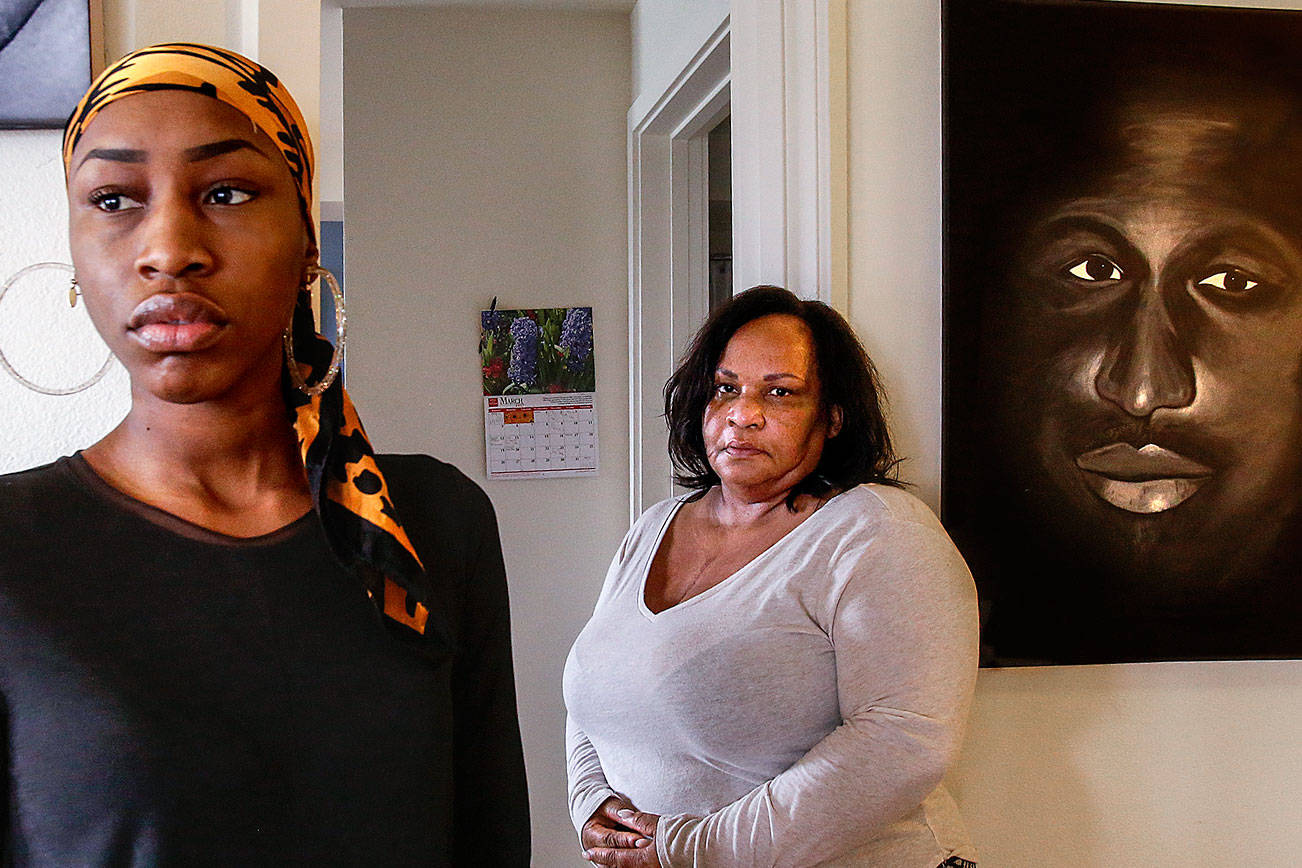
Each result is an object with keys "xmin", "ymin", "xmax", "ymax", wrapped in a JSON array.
[{"xmin": 0, "ymin": 130, "xmax": 129, "ymax": 473}]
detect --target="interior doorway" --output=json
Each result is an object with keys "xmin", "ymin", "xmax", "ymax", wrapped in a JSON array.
[
  {"xmin": 708, "ymin": 115, "xmax": 732, "ymax": 312},
  {"xmin": 628, "ymin": 23, "xmax": 729, "ymax": 513}
]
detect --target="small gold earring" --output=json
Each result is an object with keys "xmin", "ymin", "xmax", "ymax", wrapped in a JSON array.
[{"xmin": 68, "ymin": 277, "xmax": 80, "ymax": 308}]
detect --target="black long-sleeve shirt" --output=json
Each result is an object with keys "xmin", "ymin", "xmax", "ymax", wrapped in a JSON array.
[{"xmin": 0, "ymin": 453, "xmax": 529, "ymax": 866}]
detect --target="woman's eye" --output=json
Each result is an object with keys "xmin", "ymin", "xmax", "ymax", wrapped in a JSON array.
[
  {"xmin": 1195, "ymin": 268, "xmax": 1259, "ymax": 294},
  {"xmin": 713, "ymin": 383, "xmax": 736, "ymax": 395},
  {"xmin": 90, "ymin": 191, "xmax": 143, "ymax": 213},
  {"xmin": 205, "ymin": 185, "xmax": 255, "ymax": 206},
  {"xmin": 1065, "ymin": 255, "xmax": 1124, "ymax": 282},
  {"xmin": 770, "ymin": 387, "xmax": 792, "ymax": 398}
]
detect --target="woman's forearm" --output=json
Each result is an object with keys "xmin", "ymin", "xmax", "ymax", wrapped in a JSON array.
[{"xmin": 566, "ymin": 714, "xmax": 620, "ymax": 834}]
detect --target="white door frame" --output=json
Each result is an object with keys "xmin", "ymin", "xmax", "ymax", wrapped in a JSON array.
[
  {"xmin": 627, "ymin": 1, "xmax": 848, "ymax": 516},
  {"xmin": 731, "ymin": 0, "xmax": 847, "ymax": 308},
  {"xmin": 628, "ymin": 20, "xmax": 730, "ymax": 517}
]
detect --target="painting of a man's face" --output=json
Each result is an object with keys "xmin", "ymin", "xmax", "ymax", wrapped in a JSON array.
[
  {"xmin": 944, "ymin": 0, "xmax": 1302, "ymax": 663},
  {"xmin": 1007, "ymin": 99, "xmax": 1302, "ymax": 602}
]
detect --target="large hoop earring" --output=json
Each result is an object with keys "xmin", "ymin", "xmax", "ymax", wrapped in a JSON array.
[
  {"xmin": 284, "ymin": 264, "xmax": 346, "ymax": 396},
  {"xmin": 0, "ymin": 262, "xmax": 115, "ymax": 396}
]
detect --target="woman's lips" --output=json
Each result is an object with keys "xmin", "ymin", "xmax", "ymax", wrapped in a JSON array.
[
  {"xmin": 127, "ymin": 293, "xmax": 229, "ymax": 353},
  {"xmin": 1075, "ymin": 442, "xmax": 1212, "ymax": 514}
]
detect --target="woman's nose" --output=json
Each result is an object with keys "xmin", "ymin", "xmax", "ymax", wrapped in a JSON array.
[
  {"xmin": 1094, "ymin": 291, "xmax": 1195, "ymax": 417},
  {"xmin": 727, "ymin": 392, "xmax": 764, "ymax": 428},
  {"xmin": 133, "ymin": 195, "xmax": 214, "ymax": 280}
]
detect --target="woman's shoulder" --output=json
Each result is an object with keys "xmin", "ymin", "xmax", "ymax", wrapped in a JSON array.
[
  {"xmin": 0, "ymin": 455, "xmax": 73, "ymax": 486},
  {"xmin": 371, "ymin": 453, "xmax": 500, "ymax": 561},
  {"xmin": 0, "ymin": 458, "xmax": 89, "ymax": 567},
  {"xmin": 820, "ymin": 483, "xmax": 944, "ymax": 533},
  {"xmin": 639, "ymin": 492, "xmax": 691, "ymax": 522},
  {"xmin": 372, "ymin": 452, "xmax": 472, "ymax": 486},
  {"xmin": 809, "ymin": 486, "xmax": 975, "ymax": 621},
  {"xmin": 0, "ymin": 457, "xmax": 80, "ymax": 514},
  {"xmin": 812, "ymin": 484, "xmax": 965, "ymax": 570},
  {"xmin": 374, "ymin": 453, "xmax": 493, "ymax": 516},
  {"xmin": 632, "ymin": 493, "xmax": 690, "ymax": 536},
  {"xmin": 610, "ymin": 494, "xmax": 686, "ymax": 561},
  {"xmin": 368, "ymin": 455, "xmax": 504, "ymax": 599}
]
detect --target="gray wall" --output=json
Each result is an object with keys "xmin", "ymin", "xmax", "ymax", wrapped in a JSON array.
[{"xmin": 343, "ymin": 8, "xmax": 631, "ymax": 865}]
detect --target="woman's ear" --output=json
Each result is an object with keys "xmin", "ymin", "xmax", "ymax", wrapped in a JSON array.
[
  {"xmin": 828, "ymin": 405, "xmax": 844, "ymax": 438},
  {"xmin": 301, "ymin": 240, "xmax": 320, "ymax": 286}
]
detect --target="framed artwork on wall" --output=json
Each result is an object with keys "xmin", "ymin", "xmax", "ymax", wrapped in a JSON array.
[
  {"xmin": 0, "ymin": 0, "xmax": 101, "ymax": 129},
  {"xmin": 943, "ymin": 0, "xmax": 1302, "ymax": 665}
]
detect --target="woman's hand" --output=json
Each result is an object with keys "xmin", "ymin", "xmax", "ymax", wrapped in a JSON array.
[{"xmin": 581, "ymin": 796, "xmax": 661, "ymax": 866}]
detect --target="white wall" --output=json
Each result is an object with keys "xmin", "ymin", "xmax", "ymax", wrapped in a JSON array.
[
  {"xmin": 102, "ymin": 0, "xmax": 320, "ymax": 139},
  {"xmin": 0, "ymin": 0, "xmax": 142, "ymax": 473},
  {"xmin": 342, "ymin": 9, "xmax": 630, "ymax": 865},
  {"xmin": 319, "ymin": 0, "xmax": 345, "ymax": 207},
  {"xmin": 954, "ymin": 662, "xmax": 1302, "ymax": 865},
  {"xmin": 0, "ymin": 132, "xmax": 129, "ymax": 472},
  {"xmin": 844, "ymin": 0, "xmax": 941, "ymax": 509},
  {"xmin": 842, "ymin": 2, "xmax": 1302, "ymax": 865},
  {"xmin": 630, "ymin": 0, "xmax": 727, "ymax": 116}
]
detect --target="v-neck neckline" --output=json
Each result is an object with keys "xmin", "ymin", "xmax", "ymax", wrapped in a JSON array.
[{"xmin": 636, "ymin": 488, "xmax": 851, "ymax": 620}]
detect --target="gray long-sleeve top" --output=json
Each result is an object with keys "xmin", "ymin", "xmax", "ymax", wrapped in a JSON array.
[{"xmin": 563, "ymin": 484, "xmax": 979, "ymax": 867}]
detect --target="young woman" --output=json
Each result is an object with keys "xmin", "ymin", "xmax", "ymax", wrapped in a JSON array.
[{"xmin": 0, "ymin": 44, "xmax": 529, "ymax": 865}]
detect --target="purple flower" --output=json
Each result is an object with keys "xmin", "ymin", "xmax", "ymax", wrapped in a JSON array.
[
  {"xmin": 560, "ymin": 308, "xmax": 593, "ymax": 372},
  {"xmin": 508, "ymin": 317, "xmax": 540, "ymax": 386},
  {"xmin": 482, "ymin": 309, "xmax": 509, "ymax": 341}
]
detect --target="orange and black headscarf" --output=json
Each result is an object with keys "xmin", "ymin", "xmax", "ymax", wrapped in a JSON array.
[{"xmin": 64, "ymin": 43, "xmax": 440, "ymax": 639}]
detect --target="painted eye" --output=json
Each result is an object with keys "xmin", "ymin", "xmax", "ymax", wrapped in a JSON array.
[
  {"xmin": 771, "ymin": 387, "xmax": 792, "ymax": 397},
  {"xmin": 90, "ymin": 191, "xmax": 143, "ymax": 212},
  {"xmin": 206, "ymin": 185, "xmax": 255, "ymax": 205},
  {"xmin": 1195, "ymin": 268, "xmax": 1259, "ymax": 294},
  {"xmin": 713, "ymin": 383, "xmax": 736, "ymax": 395},
  {"xmin": 1065, "ymin": 255, "xmax": 1123, "ymax": 282}
]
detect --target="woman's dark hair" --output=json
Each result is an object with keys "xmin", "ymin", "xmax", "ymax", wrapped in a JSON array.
[{"xmin": 664, "ymin": 285, "xmax": 901, "ymax": 506}]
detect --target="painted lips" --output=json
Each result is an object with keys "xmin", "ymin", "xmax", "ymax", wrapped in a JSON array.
[
  {"xmin": 127, "ymin": 293, "xmax": 229, "ymax": 353},
  {"xmin": 1075, "ymin": 442, "xmax": 1212, "ymax": 514}
]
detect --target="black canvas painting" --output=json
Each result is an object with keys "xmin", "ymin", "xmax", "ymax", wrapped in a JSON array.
[
  {"xmin": 0, "ymin": 0, "xmax": 92, "ymax": 128},
  {"xmin": 944, "ymin": 0, "xmax": 1302, "ymax": 665}
]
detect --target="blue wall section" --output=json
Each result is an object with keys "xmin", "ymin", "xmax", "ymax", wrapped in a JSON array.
[{"xmin": 319, "ymin": 219, "xmax": 345, "ymax": 379}]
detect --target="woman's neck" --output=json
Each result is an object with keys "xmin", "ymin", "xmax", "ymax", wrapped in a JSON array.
[
  {"xmin": 82, "ymin": 387, "xmax": 312, "ymax": 536},
  {"xmin": 709, "ymin": 483, "xmax": 819, "ymax": 529}
]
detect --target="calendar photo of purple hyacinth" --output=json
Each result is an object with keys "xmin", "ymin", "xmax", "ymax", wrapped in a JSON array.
[
  {"xmin": 0, "ymin": 0, "xmax": 95, "ymax": 128},
  {"xmin": 480, "ymin": 306, "xmax": 595, "ymax": 396},
  {"xmin": 507, "ymin": 317, "xmax": 539, "ymax": 387}
]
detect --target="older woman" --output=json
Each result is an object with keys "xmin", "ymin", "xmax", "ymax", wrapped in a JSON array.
[
  {"xmin": 0, "ymin": 44, "xmax": 528, "ymax": 865},
  {"xmin": 564, "ymin": 287, "xmax": 978, "ymax": 867}
]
